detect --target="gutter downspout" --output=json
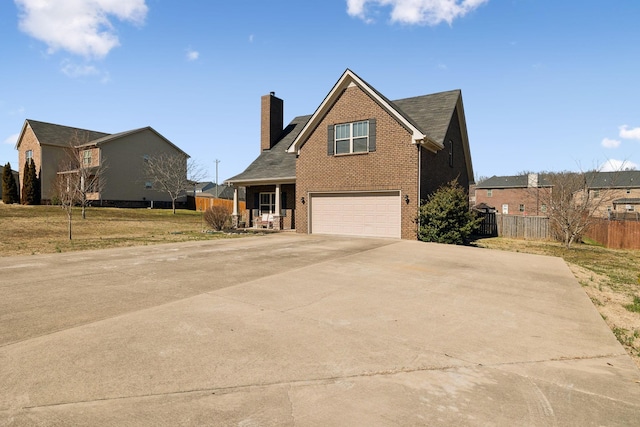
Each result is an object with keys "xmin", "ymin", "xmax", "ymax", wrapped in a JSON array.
[{"xmin": 417, "ymin": 143, "xmax": 421, "ymax": 239}]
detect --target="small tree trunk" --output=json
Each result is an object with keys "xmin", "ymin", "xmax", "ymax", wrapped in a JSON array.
[
  {"xmin": 172, "ymin": 199, "xmax": 176, "ymax": 214},
  {"xmin": 81, "ymin": 204, "xmax": 86, "ymax": 219},
  {"xmin": 68, "ymin": 210, "xmax": 72, "ymax": 240}
]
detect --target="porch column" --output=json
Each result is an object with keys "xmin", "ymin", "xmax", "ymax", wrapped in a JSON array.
[
  {"xmin": 273, "ymin": 183, "xmax": 282, "ymax": 230},
  {"xmin": 231, "ymin": 186, "xmax": 240, "ymax": 228}
]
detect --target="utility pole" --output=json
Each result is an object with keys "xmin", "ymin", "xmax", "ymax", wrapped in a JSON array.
[{"xmin": 214, "ymin": 159, "xmax": 220, "ymax": 197}]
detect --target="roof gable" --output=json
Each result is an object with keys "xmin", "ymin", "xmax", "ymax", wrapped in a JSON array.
[
  {"xmin": 17, "ymin": 119, "xmax": 109, "ymax": 150},
  {"xmin": 287, "ymin": 69, "xmax": 442, "ymax": 154}
]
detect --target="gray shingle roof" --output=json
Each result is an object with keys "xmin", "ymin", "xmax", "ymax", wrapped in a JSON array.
[
  {"xmin": 227, "ymin": 88, "xmax": 464, "ymax": 185},
  {"xmin": 25, "ymin": 120, "xmax": 109, "ymax": 148},
  {"xmin": 476, "ymin": 174, "xmax": 552, "ymax": 189},
  {"xmin": 24, "ymin": 120, "xmax": 189, "ymax": 157},
  {"xmin": 586, "ymin": 170, "xmax": 640, "ymax": 189},
  {"xmin": 226, "ymin": 115, "xmax": 310, "ymax": 184},
  {"xmin": 392, "ymin": 90, "xmax": 461, "ymax": 145},
  {"xmin": 613, "ymin": 198, "xmax": 640, "ymax": 204}
]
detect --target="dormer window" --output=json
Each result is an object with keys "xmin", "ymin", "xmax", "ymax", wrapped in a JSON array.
[{"xmin": 328, "ymin": 119, "xmax": 376, "ymax": 155}]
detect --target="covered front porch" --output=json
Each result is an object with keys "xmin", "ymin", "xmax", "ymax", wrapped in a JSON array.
[{"xmin": 229, "ymin": 181, "xmax": 296, "ymax": 231}]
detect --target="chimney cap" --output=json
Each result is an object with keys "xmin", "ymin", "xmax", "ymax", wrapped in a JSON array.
[{"xmin": 270, "ymin": 91, "xmax": 275, "ymax": 96}]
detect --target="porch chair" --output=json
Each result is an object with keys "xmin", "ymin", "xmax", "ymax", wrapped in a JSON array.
[{"xmin": 255, "ymin": 213, "xmax": 274, "ymax": 229}]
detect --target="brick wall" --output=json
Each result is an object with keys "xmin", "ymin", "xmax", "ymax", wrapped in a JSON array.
[
  {"xmin": 295, "ymin": 85, "xmax": 419, "ymax": 239},
  {"xmin": 475, "ymin": 187, "xmax": 547, "ymax": 215}
]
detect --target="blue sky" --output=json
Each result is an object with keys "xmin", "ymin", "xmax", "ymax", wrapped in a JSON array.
[{"xmin": 1, "ymin": 0, "xmax": 639, "ymax": 182}]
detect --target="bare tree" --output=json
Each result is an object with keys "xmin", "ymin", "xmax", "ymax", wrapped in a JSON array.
[
  {"xmin": 52, "ymin": 169, "xmax": 79, "ymax": 240},
  {"xmin": 56, "ymin": 132, "xmax": 107, "ymax": 219},
  {"xmin": 143, "ymin": 152, "xmax": 205, "ymax": 214},
  {"xmin": 534, "ymin": 170, "xmax": 620, "ymax": 248}
]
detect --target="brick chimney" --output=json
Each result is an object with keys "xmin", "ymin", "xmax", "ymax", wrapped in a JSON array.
[{"xmin": 261, "ymin": 92, "xmax": 283, "ymax": 151}]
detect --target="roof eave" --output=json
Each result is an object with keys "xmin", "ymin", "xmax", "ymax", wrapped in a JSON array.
[
  {"xmin": 287, "ymin": 69, "xmax": 425, "ymax": 154},
  {"xmin": 225, "ymin": 177, "xmax": 296, "ymax": 187}
]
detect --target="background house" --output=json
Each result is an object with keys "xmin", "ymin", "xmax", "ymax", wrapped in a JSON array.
[
  {"xmin": 227, "ymin": 69, "xmax": 474, "ymax": 239},
  {"xmin": 15, "ymin": 119, "xmax": 189, "ymax": 207},
  {"xmin": 585, "ymin": 170, "xmax": 640, "ymax": 218},
  {"xmin": 475, "ymin": 171, "xmax": 640, "ymax": 219},
  {"xmin": 474, "ymin": 173, "xmax": 551, "ymax": 216}
]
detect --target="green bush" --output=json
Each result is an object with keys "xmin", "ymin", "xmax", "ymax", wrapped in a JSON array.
[
  {"xmin": 2, "ymin": 163, "xmax": 19, "ymax": 204},
  {"xmin": 417, "ymin": 179, "xmax": 481, "ymax": 245},
  {"xmin": 203, "ymin": 205, "xmax": 231, "ymax": 231}
]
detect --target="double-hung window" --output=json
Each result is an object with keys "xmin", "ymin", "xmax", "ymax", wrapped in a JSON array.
[
  {"xmin": 83, "ymin": 150, "xmax": 92, "ymax": 166},
  {"xmin": 334, "ymin": 120, "xmax": 369, "ymax": 154},
  {"xmin": 328, "ymin": 119, "xmax": 376, "ymax": 155},
  {"xmin": 26, "ymin": 150, "xmax": 33, "ymax": 161},
  {"xmin": 259, "ymin": 192, "xmax": 276, "ymax": 214}
]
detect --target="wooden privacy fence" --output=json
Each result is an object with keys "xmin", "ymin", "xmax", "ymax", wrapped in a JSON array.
[
  {"xmin": 585, "ymin": 219, "xmax": 640, "ymax": 250},
  {"xmin": 194, "ymin": 196, "xmax": 246, "ymax": 214},
  {"xmin": 475, "ymin": 213, "xmax": 550, "ymax": 240},
  {"xmin": 496, "ymin": 214, "xmax": 550, "ymax": 240}
]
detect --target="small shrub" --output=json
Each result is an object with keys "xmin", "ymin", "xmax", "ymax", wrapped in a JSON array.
[{"xmin": 203, "ymin": 205, "xmax": 231, "ymax": 231}]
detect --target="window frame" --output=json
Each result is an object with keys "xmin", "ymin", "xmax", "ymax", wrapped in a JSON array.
[
  {"xmin": 334, "ymin": 120, "xmax": 370, "ymax": 155},
  {"xmin": 25, "ymin": 150, "xmax": 33, "ymax": 161},
  {"xmin": 259, "ymin": 192, "xmax": 276, "ymax": 215},
  {"xmin": 82, "ymin": 149, "xmax": 92, "ymax": 166}
]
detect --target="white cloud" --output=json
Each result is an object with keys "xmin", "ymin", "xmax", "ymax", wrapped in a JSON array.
[
  {"xmin": 619, "ymin": 125, "xmax": 640, "ymax": 140},
  {"xmin": 186, "ymin": 49, "xmax": 199, "ymax": 61},
  {"xmin": 61, "ymin": 60, "xmax": 99, "ymax": 77},
  {"xmin": 3, "ymin": 133, "xmax": 19, "ymax": 145},
  {"xmin": 346, "ymin": 0, "xmax": 488, "ymax": 25},
  {"xmin": 249, "ymin": 34, "xmax": 254, "ymax": 43},
  {"xmin": 599, "ymin": 159, "xmax": 638, "ymax": 172},
  {"xmin": 15, "ymin": 0, "xmax": 148, "ymax": 59},
  {"xmin": 601, "ymin": 137, "xmax": 621, "ymax": 149}
]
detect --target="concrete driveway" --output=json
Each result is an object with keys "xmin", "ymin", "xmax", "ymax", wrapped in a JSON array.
[{"xmin": 1, "ymin": 234, "xmax": 639, "ymax": 426}]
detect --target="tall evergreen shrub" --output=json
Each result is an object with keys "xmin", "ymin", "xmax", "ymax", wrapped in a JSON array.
[
  {"xmin": 2, "ymin": 162, "xmax": 19, "ymax": 204},
  {"xmin": 417, "ymin": 179, "xmax": 482, "ymax": 245}
]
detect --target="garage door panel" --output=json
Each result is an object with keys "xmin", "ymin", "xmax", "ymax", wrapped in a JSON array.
[{"xmin": 310, "ymin": 192, "xmax": 401, "ymax": 238}]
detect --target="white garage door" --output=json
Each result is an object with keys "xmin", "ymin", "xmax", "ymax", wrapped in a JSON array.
[{"xmin": 310, "ymin": 192, "xmax": 401, "ymax": 238}]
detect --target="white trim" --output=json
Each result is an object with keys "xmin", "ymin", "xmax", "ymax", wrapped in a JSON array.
[{"xmin": 287, "ymin": 69, "xmax": 426, "ymax": 154}]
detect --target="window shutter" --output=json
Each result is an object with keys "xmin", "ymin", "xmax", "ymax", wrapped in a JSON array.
[
  {"xmin": 369, "ymin": 119, "xmax": 376, "ymax": 152},
  {"xmin": 327, "ymin": 125, "xmax": 334, "ymax": 155},
  {"xmin": 253, "ymin": 192, "xmax": 259, "ymax": 209},
  {"xmin": 281, "ymin": 192, "xmax": 287, "ymax": 209}
]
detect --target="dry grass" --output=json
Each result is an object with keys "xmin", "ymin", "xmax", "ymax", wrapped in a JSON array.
[
  {"xmin": 473, "ymin": 237, "xmax": 640, "ymax": 368},
  {"xmin": 0, "ymin": 204, "xmax": 256, "ymax": 256}
]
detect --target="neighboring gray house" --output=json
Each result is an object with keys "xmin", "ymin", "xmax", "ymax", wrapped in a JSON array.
[{"xmin": 15, "ymin": 119, "xmax": 189, "ymax": 207}]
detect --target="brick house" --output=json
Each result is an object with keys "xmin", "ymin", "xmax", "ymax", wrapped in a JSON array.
[
  {"xmin": 475, "ymin": 171, "xmax": 640, "ymax": 219},
  {"xmin": 226, "ymin": 69, "xmax": 474, "ymax": 240},
  {"xmin": 585, "ymin": 170, "xmax": 640, "ymax": 218},
  {"xmin": 15, "ymin": 119, "xmax": 189, "ymax": 206},
  {"xmin": 474, "ymin": 174, "xmax": 551, "ymax": 216}
]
